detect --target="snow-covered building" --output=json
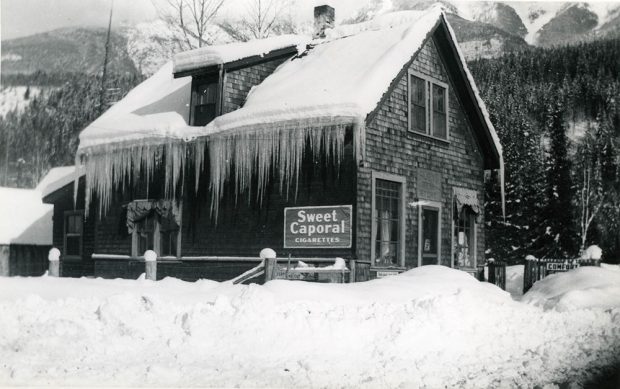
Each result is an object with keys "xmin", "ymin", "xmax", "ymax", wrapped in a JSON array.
[
  {"xmin": 0, "ymin": 187, "xmax": 52, "ymax": 276},
  {"xmin": 43, "ymin": 5, "xmax": 503, "ymax": 281}
]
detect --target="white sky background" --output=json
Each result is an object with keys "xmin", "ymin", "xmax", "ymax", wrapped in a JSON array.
[
  {"xmin": 2, "ymin": 0, "xmax": 618, "ymax": 41},
  {"xmin": 0, "ymin": 0, "xmax": 361, "ymax": 40}
]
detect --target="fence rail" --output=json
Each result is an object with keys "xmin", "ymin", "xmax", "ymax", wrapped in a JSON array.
[{"xmin": 523, "ymin": 257, "xmax": 600, "ymax": 294}]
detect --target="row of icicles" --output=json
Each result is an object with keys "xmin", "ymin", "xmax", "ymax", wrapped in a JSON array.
[{"xmin": 76, "ymin": 122, "xmax": 364, "ymax": 219}]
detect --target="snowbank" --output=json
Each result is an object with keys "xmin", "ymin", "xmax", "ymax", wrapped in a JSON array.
[
  {"xmin": 505, "ymin": 264, "xmax": 524, "ymax": 299},
  {"xmin": 1, "ymin": 265, "xmax": 619, "ymax": 387},
  {"xmin": 0, "ymin": 187, "xmax": 52, "ymax": 245},
  {"xmin": 522, "ymin": 266, "xmax": 620, "ymax": 311}
]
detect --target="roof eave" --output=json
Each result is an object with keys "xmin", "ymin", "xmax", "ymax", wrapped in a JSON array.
[{"xmin": 173, "ymin": 45, "xmax": 301, "ymax": 79}]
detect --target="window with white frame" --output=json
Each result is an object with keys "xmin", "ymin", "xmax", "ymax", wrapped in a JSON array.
[
  {"xmin": 64, "ymin": 210, "xmax": 84, "ymax": 259},
  {"xmin": 372, "ymin": 173, "xmax": 405, "ymax": 267},
  {"xmin": 409, "ymin": 71, "xmax": 449, "ymax": 140}
]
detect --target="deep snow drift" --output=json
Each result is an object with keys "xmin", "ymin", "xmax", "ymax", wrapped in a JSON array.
[{"xmin": 1, "ymin": 266, "xmax": 619, "ymax": 387}]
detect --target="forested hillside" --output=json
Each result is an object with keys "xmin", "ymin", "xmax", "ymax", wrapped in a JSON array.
[
  {"xmin": 0, "ymin": 72, "xmax": 142, "ymax": 187},
  {"xmin": 469, "ymin": 38, "xmax": 620, "ymax": 262}
]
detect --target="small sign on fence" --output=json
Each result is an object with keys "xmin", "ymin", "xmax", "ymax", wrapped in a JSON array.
[
  {"xmin": 546, "ymin": 262, "xmax": 579, "ymax": 272},
  {"xmin": 284, "ymin": 205, "xmax": 352, "ymax": 249},
  {"xmin": 376, "ymin": 271, "xmax": 400, "ymax": 278}
]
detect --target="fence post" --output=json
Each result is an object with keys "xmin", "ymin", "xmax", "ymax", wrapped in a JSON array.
[
  {"xmin": 48, "ymin": 247, "xmax": 60, "ymax": 277},
  {"xmin": 523, "ymin": 255, "xmax": 538, "ymax": 294},
  {"xmin": 144, "ymin": 250, "xmax": 157, "ymax": 281},
  {"xmin": 260, "ymin": 248, "xmax": 277, "ymax": 282},
  {"xmin": 349, "ymin": 259, "xmax": 357, "ymax": 283}
]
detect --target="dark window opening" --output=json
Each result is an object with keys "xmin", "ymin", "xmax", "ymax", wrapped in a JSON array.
[
  {"xmin": 192, "ymin": 77, "xmax": 218, "ymax": 126},
  {"xmin": 64, "ymin": 211, "xmax": 83, "ymax": 258}
]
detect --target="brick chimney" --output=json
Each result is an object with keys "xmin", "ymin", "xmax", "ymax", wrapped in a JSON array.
[{"xmin": 314, "ymin": 4, "xmax": 335, "ymax": 39}]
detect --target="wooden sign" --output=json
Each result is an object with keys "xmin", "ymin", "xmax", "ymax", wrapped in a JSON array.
[
  {"xmin": 284, "ymin": 205, "xmax": 352, "ymax": 248},
  {"xmin": 546, "ymin": 262, "xmax": 579, "ymax": 272},
  {"xmin": 376, "ymin": 270, "xmax": 400, "ymax": 278},
  {"xmin": 417, "ymin": 169, "xmax": 442, "ymax": 200}
]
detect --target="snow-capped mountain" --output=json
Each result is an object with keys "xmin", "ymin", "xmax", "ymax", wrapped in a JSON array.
[{"xmin": 345, "ymin": 1, "xmax": 620, "ymax": 57}]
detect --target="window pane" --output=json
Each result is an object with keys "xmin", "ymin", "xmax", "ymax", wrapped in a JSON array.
[
  {"xmin": 375, "ymin": 179, "xmax": 401, "ymax": 266},
  {"xmin": 66, "ymin": 215, "xmax": 82, "ymax": 234},
  {"xmin": 433, "ymin": 84, "xmax": 445, "ymax": 113},
  {"xmin": 410, "ymin": 75, "xmax": 426, "ymax": 133},
  {"xmin": 422, "ymin": 208, "xmax": 438, "ymax": 253},
  {"xmin": 433, "ymin": 111, "xmax": 447, "ymax": 138},
  {"xmin": 66, "ymin": 236, "xmax": 80, "ymax": 256},
  {"xmin": 197, "ymin": 83, "xmax": 217, "ymax": 104},
  {"xmin": 454, "ymin": 206, "xmax": 475, "ymax": 268},
  {"xmin": 432, "ymin": 84, "xmax": 447, "ymax": 139},
  {"xmin": 160, "ymin": 230, "xmax": 178, "ymax": 257}
]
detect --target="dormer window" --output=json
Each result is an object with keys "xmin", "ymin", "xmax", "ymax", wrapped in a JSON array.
[
  {"xmin": 191, "ymin": 75, "xmax": 219, "ymax": 126},
  {"xmin": 408, "ymin": 71, "xmax": 449, "ymax": 140}
]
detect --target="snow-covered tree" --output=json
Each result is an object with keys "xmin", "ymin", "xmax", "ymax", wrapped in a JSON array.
[
  {"xmin": 151, "ymin": 0, "xmax": 227, "ymax": 50},
  {"xmin": 218, "ymin": 0, "xmax": 295, "ymax": 42}
]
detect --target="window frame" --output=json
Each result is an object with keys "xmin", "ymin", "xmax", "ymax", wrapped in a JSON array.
[
  {"xmin": 63, "ymin": 210, "xmax": 84, "ymax": 260},
  {"xmin": 417, "ymin": 201, "xmax": 442, "ymax": 267},
  {"xmin": 371, "ymin": 171, "xmax": 407, "ymax": 268},
  {"xmin": 407, "ymin": 70, "xmax": 449, "ymax": 141},
  {"xmin": 450, "ymin": 201, "xmax": 477, "ymax": 269},
  {"xmin": 130, "ymin": 201, "xmax": 182, "ymax": 259},
  {"xmin": 190, "ymin": 74, "xmax": 220, "ymax": 127}
]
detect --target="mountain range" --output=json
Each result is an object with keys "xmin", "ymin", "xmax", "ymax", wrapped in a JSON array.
[{"xmin": 1, "ymin": 1, "xmax": 619, "ymax": 80}]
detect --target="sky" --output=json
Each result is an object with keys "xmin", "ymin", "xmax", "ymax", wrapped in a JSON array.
[
  {"xmin": 0, "ymin": 0, "xmax": 361, "ymax": 41},
  {"xmin": 2, "ymin": 0, "xmax": 618, "ymax": 41}
]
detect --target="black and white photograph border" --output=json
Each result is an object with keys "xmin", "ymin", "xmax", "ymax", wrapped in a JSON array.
[{"xmin": 1, "ymin": 0, "xmax": 620, "ymax": 387}]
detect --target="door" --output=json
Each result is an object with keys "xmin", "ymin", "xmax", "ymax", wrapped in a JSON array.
[{"xmin": 419, "ymin": 204, "xmax": 441, "ymax": 266}]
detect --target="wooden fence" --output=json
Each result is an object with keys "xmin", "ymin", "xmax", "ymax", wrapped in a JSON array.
[
  {"xmin": 523, "ymin": 257, "xmax": 600, "ymax": 293},
  {"xmin": 487, "ymin": 261, "xmax": 506, "ymax": 290}
]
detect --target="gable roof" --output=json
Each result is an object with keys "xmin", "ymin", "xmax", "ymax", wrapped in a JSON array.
[
  {"xmin": 0, "ymin": 187, "xmax": 52, "ymax": 246},
  {"xmin": 75, "ymin": 6, "xmax": 503, "ymax": 215}
]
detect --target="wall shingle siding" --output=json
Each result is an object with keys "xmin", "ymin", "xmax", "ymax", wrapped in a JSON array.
[{"xmin": 356, "ymin": 34, "xmax": 486, "ymax": 269}]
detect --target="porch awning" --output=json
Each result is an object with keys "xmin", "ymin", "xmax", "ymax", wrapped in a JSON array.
[{"xmin": 453, "ymin": 187, "xmax": 481, "ymax": 216}]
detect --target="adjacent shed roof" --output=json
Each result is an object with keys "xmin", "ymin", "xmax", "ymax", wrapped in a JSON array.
[
  {"xmin": 0, "ymin": 187, "xmax": 52, "ymax": 246},
  {"xmin": 37, "ymin": 166, "xmax": 84, "ymax": 199}
]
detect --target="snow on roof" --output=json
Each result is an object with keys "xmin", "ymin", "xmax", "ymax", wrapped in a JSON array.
[
  {"xmin": 77, "ymin": 8, "xmax": 443, "ymax": 151},
  {"xmin": 172, "ymin": 34, "xmax": 310, "ymax": 74},
  {"xmin": 37, "ymin": 166, "xmax": 84, "ymax": 199},
  {"xmin": 0, "ymin": 187, "xmax": 52, "ymax": 245},
  {"xmin": 203, "ymin": 7, "xmax": 443, "ymax": 137},
  {"xmin": 78, "ymin": 62, "xmax": 192, "ymax": 151}
]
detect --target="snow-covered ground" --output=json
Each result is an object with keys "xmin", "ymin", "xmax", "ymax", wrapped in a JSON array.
[{"xmin": 1, "ymin": 265, "xmax": 619, "ymax": 387}]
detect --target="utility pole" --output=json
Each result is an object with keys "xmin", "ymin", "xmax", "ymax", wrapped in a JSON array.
[
  {"xmin": 99, "ymin": 0, "xmax": 114, "ymax": 115},
  {"xmin": 3, "ymin": 125, "xmax": 9, "ymax": 186}
]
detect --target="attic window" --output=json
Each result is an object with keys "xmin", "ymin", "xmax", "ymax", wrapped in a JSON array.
[
  {"xmin": 191, "ymin": 75, "xmax": 219, "ymax": 126},
  {"xmin": 408, "ymin": 71, "xmax": 449, "ymax": 140}
]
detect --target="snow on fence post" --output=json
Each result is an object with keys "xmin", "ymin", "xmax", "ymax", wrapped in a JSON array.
[
  {"xmin": 48, "ymin": 248, "xmax": 60, "ymax": 277},
  {"xmin": 144, "ymin": 250, "xmax": 157, "ymax": 281},
  {"xmin": 523, "ymin": 255, "xmax": 538, "ymax": 294},
  {"xmin": 260, "ymin": 248, "xmax": 277, "ymax": 282}
]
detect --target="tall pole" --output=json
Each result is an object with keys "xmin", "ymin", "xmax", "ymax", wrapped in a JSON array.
[
  {"xmin": 99, "ymin": 0, "xmax": 114, "ymax": 115},
  {"xmin": 3, "ymin": 125, "xmax": 9, "ymax": 186}
]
